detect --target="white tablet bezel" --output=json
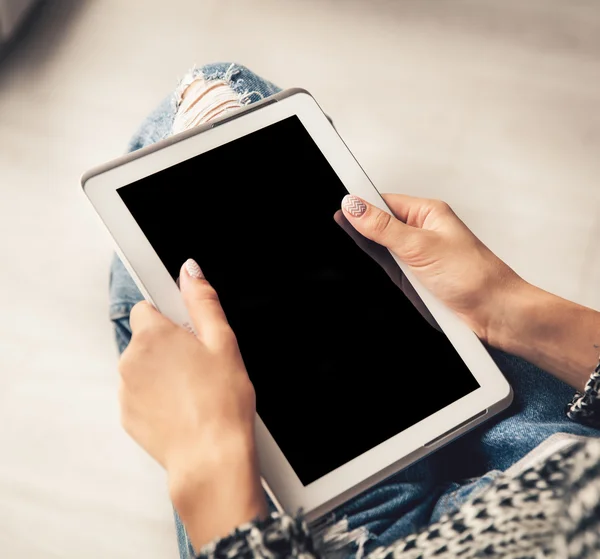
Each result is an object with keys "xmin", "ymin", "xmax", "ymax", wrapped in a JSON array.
[{"xmin": 82, "ymin": 89, "xmax": 512, "ymax": 520}]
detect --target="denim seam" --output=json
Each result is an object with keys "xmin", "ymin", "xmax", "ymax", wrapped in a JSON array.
[{"xmin": 109, "ymin": 303, "xmax": 134, "ymax": 320}]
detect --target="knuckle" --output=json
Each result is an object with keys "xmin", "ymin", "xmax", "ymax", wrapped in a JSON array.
[
  {"xmin": 401, "ymin": 233, "xmax": 428, "ymax": 260},
  {"xmin": 214, "ymin": 324, "xmax": 239, "ymax": 350},
  {"xmin": 130, "ymin": 300, "xmax": 151, "ymax": 325},
  {"xmin": 118, "ymin": 347, "xmax": 134, "ymax": 378},
  {"xmin": 187, "ymin": 281, "xmax": 222, "ymax": 308},
  {"xmin": 371, "ymin": 210, "xmax": 394, "ymax": 238},
  {"xmin": 198, "ymin": 283, "xmax": 221, "ymax": 303},
  {"xmin": 118, "ymin": 356, "xmax": 139, "ymax": 388},
  {"xmin": 130, "ymin": 328, "xmax": 155, "ymax": 353},
  {"xmin": 235, "ymin": 374, "xmax": 257, "ymax": 408},
  {"xmin": 130, "ymin": 301, "xmax": 176, "ymax": 336},
  {"xmin": 118, "ymin": 323, "xmax": 168, "ymax": 381},
  {"xmin": 431, "ymin": 199, "xmax": 452, "ymax": 214},
  {"xmin": 138, "ymin": 318, "xmax": 174, "ymax": 343}
]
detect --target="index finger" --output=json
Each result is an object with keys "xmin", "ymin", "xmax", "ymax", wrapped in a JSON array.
[{"xmin": 179, "ymin": 260, "xmax": 232, "ymax": 346}]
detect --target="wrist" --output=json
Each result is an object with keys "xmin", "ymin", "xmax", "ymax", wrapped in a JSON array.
[
  {"xmin": 168, "ymin": 441, "xmax": 267, "ymax": 550},
  {"xmin": 483, "ymin": 282, "xmax": 600, "ymax": 390},
  {"xmin": 477, "ymin": 278, "xmax": 542, "ymax": 351}
]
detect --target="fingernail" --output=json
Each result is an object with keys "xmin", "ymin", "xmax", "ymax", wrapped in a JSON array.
[
  {"xmin": 185, "ymin": 258, "xmax": 204, "ymax": 280},
  {"xmin": 342, "ymin": 195, "xmax": 367, "ymax": 217}
]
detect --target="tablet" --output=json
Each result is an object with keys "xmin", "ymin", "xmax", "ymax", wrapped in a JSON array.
[{"xmin": 82, "ymin": 89, "xmax": 512, "ymax": 521}]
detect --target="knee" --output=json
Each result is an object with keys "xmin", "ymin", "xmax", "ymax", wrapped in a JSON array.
[{"xmin": 173, "ymin": 62, "xmax": 257, "ymax": 134}]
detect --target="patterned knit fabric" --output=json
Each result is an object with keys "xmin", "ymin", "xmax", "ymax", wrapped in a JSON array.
[
  {"xmin": 567, "ymin": 363, "xmax": 600, "ymax": 428},
  {"xmin": 196, "ymin": 439, "xmax": 600, "ymax": 559}
]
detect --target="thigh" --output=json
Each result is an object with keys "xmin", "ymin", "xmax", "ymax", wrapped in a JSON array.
[
  {"xmin": 109, "ymin": 63, "xmax": 282, "ymax": 356},
  {"xmin": 331, "ymin": 348, "xmax": 600, "ymax": 552},
  {"xmin": 375, "ymin": 348, "xmax": 600, "ymax": 485},
  {"xmin": 441, "ymin": 347, "xmax": 600, "ymax": 477}
]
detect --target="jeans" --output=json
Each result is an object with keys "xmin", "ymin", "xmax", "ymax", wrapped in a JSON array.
[{"xmin": 109, "ymin": 63, "xmax": 599, "ymax": 558}]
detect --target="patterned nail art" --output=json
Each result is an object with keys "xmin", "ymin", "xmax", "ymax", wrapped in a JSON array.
[
  {"xmin": 343, "ymin": 195, "xmax": 367, "ymax": 217},
  {"xmin": 185, "ymin": 258, "xmax": 204, "ymax": 279}
]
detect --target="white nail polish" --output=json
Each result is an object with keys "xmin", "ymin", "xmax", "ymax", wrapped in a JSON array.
[
  {"xmin": 343, "ymin": 195, "xmax": 367, "ymax": 217},
  {"xmin": 185, "ymin": 259, "xmax": 204, "ymax": 279}
]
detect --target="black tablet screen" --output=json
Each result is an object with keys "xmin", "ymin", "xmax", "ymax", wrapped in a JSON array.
[{"xmin": 118, "ymin": 115, "xmax": 479, "ymax": 485}]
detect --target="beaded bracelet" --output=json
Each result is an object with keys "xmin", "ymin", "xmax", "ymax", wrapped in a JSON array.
[{"xmin": 566, "ymin": 358, "xmax": 600, "ymax": 429}]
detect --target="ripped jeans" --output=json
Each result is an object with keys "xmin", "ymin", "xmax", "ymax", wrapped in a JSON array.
[{"xmin": 109, "ymin": 63, "xmax": 600, "ymax": 558}]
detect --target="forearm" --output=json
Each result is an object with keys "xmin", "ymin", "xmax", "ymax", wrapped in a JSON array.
[{"xmin": 486, "ymin": 281, "xmax": 600, "ymax": 391}]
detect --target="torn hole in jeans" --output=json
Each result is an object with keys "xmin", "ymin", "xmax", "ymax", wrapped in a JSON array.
[{"xmin": 173, "ymin": 64, "xmax": 263, "ymax": 134}]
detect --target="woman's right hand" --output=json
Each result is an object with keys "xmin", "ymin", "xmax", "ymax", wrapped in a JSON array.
[{"xmin": 339, "ymin": 193, "xmax": 526, "ymax": 345}]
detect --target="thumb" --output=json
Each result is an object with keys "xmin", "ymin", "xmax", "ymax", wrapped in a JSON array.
[
  {"xmin": 179, "ymin": 258, "xmax": 229, "ymax": 344},
  {"xmin": 341, "ymin": 195, "xmax": 422, "ymax": 259}
]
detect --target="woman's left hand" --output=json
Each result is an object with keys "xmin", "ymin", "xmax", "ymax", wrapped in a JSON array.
[{"xmin": 119, "ymin": 259, "xmax": 267, "ymax": 549}]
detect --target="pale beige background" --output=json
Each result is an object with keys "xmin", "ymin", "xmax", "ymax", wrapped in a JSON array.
[{"xmin": 0, "ymin": 0, "xmax": 599, "ymax": 557}]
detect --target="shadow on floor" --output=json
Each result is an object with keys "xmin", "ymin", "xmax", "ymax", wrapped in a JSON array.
[{"xmin": 0, "ymin": 0, "xmax": 89, "ymax": 79}]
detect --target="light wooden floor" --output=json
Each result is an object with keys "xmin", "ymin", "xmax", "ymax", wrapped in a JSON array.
[{"xmin": 0, "ymin": 0, "xmax": 599, "ymax": 557}]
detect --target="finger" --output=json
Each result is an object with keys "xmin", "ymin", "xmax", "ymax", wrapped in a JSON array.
[
  {"xmin": 129, "ymin": 300, "xmax": 164, "ymax": 333},
  {"xmin": 380, "ymin": 193, "xmax": 451, "ymax": 228},
  {"xmin": 335, "ymin": 209, "xmax": 439, "ymax": 330},
  {"xmin": 179, "ymin": 258, "xmax": 231, "ymax": 345},
  {"xmin": 334, "ymin": 210, "xmax": 387, "ymax": 259},
  {"xmin": 341, "ymin": 194, "xmax": 423, "ymax": 259},
  {"xmin": 334, "ymin": 210, "xmax": 404, "ymax": 286}
]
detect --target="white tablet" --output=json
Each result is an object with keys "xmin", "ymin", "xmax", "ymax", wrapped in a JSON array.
[{"xmin": 82, "ymin": 89, "xmax": 512, "ymax": 521}]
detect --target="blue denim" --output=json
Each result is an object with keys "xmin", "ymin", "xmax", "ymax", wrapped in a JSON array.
[{"xmin": 108, "ymin": 63, "xmax": 599, "ymax": 558}]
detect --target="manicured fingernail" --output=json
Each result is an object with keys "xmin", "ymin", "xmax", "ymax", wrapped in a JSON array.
[
  {"xmin": 342, "ymin": 195, "xmax": 367, "ymax": 217},
  {"xmin": 185, "ymin": 258, "xmax": 204, "ymax": 279}
]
